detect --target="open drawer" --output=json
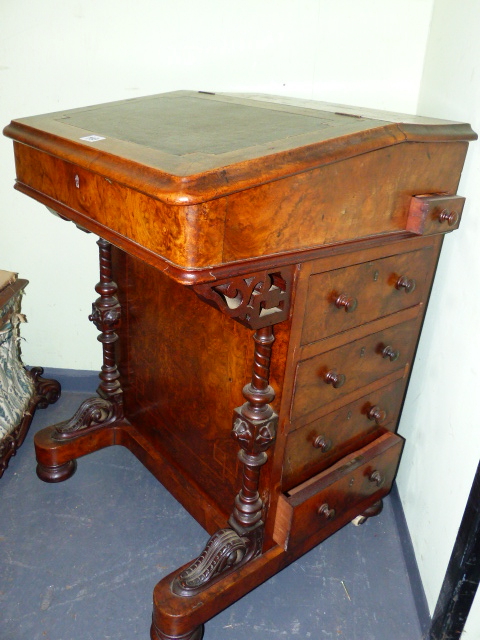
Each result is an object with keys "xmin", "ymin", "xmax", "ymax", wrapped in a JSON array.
[{"xmin": 273, "ymin": 432, "xmax": 404, "ymax": 552}]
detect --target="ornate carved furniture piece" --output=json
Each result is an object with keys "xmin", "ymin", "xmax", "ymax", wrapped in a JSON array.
[
  {"xmin": 0, "ymin": 270, "xmax": 60, "ymax": 478},
  {"xmin": 4, "ymin": 91, "xmax": 476, "ymax": 638}
]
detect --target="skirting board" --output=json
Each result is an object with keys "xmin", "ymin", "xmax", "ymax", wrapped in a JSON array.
[
  {"xmin": 32, "ymin": 366, "xmax": 98, "ymax": 393},
  {"xmin": 390, "ymin": 483, "xmax": 431, "ymax": 636}
]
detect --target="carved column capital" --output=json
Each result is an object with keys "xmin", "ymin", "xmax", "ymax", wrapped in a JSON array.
[
  {"xmin": 232, "ymin": 415, "xmax": 277, "ymax": 458},
  {"xmin": 169, "ymin": 325, "xmax": 278, "ymax": 599}
]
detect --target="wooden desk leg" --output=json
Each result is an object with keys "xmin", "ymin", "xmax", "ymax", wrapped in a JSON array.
[
  {"xmin": 352, "ymin": 499, "xmax": 384, "ymax": 526},
  {"xmin": 35, "ymin": 238, "xmax": 124, "ymax": 483},
  {"xmin": 152, "ymin": 327, "xmax": 279, "ymax": 640}
]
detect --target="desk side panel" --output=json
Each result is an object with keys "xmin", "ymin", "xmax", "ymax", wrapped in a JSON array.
[
  {"xmin": 112, "ymin": 249, "xmax": 292, "ymax": 533},
  {"xmin": 222, "ymin": 141, "xmax": 467, "ymax": 262}
]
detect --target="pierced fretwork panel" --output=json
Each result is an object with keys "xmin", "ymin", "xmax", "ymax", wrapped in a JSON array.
[{"xmin": 193, "ymin": 267, "xmax": 294, "ymax": 329}]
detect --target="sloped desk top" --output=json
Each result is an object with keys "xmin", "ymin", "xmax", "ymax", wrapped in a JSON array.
[{"xmin": 3, "ymin": 91, "xmax": 476, "ymax": 283}]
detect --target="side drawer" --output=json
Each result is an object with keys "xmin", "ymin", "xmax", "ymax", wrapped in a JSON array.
[
  {"xmin": 283, "ymin": 378, "xmax": 405, "ymax": 491},
  {"xmin": 302, "ymin": 246, "xmax": 433, "ymax": 345},
  {"xmin": 292, "ymin": 315, "xmax": 420, "ymax": 422},
  {"xmin": 274, "ymin": 432, "xmax": 404, "ymax": 551}
]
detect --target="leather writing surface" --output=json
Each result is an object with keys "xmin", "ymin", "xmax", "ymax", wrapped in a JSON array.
[{"xmin": 57, "ymin": 94, "xmax": 332, "ymax": 156}]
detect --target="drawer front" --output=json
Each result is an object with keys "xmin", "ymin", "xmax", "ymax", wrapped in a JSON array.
[
  {"xmin": 292, "ymin": 316, "xmax": 419, "ymax": 422},
  {"xmin": 302, "ymin": 247, "xmax": 432, "ymax": 345},
  {"xmin": 283, "ymin": 378, "xmax": 405, "ymax": 490},
  {"xmin": 274, "ymin": 432, "xmax": 404, "ymax": 550},
  {"xmin": 407, "ymin": 194, "xmax": 465, "ymax": 236}
]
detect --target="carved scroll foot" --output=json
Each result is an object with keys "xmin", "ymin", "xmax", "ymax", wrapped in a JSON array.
[
  {"xmin": 352, "ymin": 499, "xmax": 384, "ymax": 526},
  {"xmin": 171, "ymin": 527, "xmax": 262, "ymax": 597},
  {"xmin": 30, "ymin": 366, "xmax": 61, "ymax": 409},
  {"xmin": 36, "ymin": 459, "xmax": 78, "ymax": 483},
  {"xmin": 34, "ymin": 395, "xmax": 123, "ymax": 483},
  {"xmin": 150, "ymin": 623, "xmax": 204, "ymax": 640},
  {"xmin": 50, "ymin": 395, "xmax": 123, "ymax": 441}
]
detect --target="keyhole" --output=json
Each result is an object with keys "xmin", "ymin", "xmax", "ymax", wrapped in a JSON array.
[
  {"xmin": 75, "ymin": 174, "xmax": 80, "ymax": 189},
  {"xmin": 373, "ymin": 270, "xmax": 379, "ymax": 282}
]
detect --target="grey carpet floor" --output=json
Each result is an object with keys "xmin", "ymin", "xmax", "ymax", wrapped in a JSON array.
[{"xmin": 1, "ymin": 391, "xmax": 424, "ymax": 640}]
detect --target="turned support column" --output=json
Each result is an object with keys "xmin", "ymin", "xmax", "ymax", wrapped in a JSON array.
[
  {"xmin": 35, "ymin": 238, "xmax": 124, "ymax": 483},
  {"xmin": 170, "ymin": 325, "xmax": 277, "ymax": 599},
  {"xmin": 89, "ymin": 238, "xmax": 123, "ymax": 403},
  {"xmin": 153, "ymin": 267, "xmax": 294, "ymax": 639},
  {"xmin": 229, "ymin": 326, "xmax": 277, "ymax": 535}
]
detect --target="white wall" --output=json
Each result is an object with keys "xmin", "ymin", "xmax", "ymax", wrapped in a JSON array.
[
  {"xmin": 4, "ymin": 0, "xmax": 479, "ymax": 631},
  {"xmin": 0, "ymin": 0, "xmax": 433, "ymax": 370},
  {"xmin": 396, "ymin": 0, "xmax": 480, "ymax": 629},
  {"xmin": 5, "ymin": 0, "xmax": 480, "ymax": 633}
]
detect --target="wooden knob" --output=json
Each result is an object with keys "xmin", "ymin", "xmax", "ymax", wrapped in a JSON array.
[
  {"xmin": 318, "ymin": 503, "xmax": 336, "ymax": 520},
  {"xmin": 325, "ymin": 369, "xmax": 346, "ymax": 388},
  {"xmin": 438, "ymin": 208, "xmax": 459, "ymax": 227},
  {"xmin": 382, "ymin": 345, "xmax": 400, "ymax": 362},
  {"xmin": 396, "ymin": 275, "xmax": 416, "ymax": 294},
  {"xmin": 335, "ymin": 293, "xmax": 358, "ymax": 313},
  {"xmin": 313, "ymin": 435, "xmax": 332, "ymax": 452},
  {"xmin": 367, "ymin": 405, "xmax": 387, "ymax": 425},
  {"xmin": 369, "ymin": 470, "xmax": 385, "ymax": 487}
]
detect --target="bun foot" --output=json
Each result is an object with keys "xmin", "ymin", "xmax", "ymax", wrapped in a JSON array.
[
  {"xmin": 150, "ymin": 623, "xmax": 204, "ymax": 640},
  {"xmin": 352, "ymin": 499, "xmax": 384, "ymax": 526},
  {"xmin": 36, "ymin": 459, "xmax": 77, "ymax": 483}
]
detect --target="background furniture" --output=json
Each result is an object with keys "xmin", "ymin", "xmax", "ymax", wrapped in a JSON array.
[
  {"xmin": 0, "ymin": 270, "xmax": 60, "ymax": 477},
  {"xmin": 3, "ymin": 91, "xmax": 476, "ymax": 639}
]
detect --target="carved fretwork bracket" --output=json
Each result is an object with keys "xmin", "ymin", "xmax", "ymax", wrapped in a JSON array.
[
  {"xmin": 171, "ymin": 326, "xmax": 277, "ymax": 598},
  {"xmin": 193, "ymin": 266, "xmax": 294, "ymax": 329}
]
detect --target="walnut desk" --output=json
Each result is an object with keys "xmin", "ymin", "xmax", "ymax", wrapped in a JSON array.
[{"xmin": 4, "ymin": 92, "xmax": 476, "ymax": 639}]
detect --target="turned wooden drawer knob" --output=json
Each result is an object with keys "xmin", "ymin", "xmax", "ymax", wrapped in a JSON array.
[
  {"xmin": 313, "ymin": 435, "xmax": 332, "ymax": 452},
  {"xmin": 396, "ymin": 275, "xmax": 416, "ymax": 293},
  {"xmin": 367, "ymin": 405, "xmax": 388, "ymax": 425},
  {"xmin": 325, "ymin": 369, "xmax": 346, "ymax": 388},
  {"xmin": 438, "ymin": 208, "xmax": 459, "ymax": 227},
  {"xmin": 335, "ymin": 293, "xmax": 358, "ymax": 313},
  {"xmin": 369, "ymin": 470, "xmax": 385, "ymax": 487},
  {"xmin": 382, "ymin": 345, "xmax": 400, "ymax": 362},
  {"xmin": 318, "ymin": 503, "xmax": 336, "ymax": 520}
]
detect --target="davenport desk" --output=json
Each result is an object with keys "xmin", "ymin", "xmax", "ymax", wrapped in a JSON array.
[{"xmin": 3, "ymin": 92, "xmax": 476, "ymax": 639}]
